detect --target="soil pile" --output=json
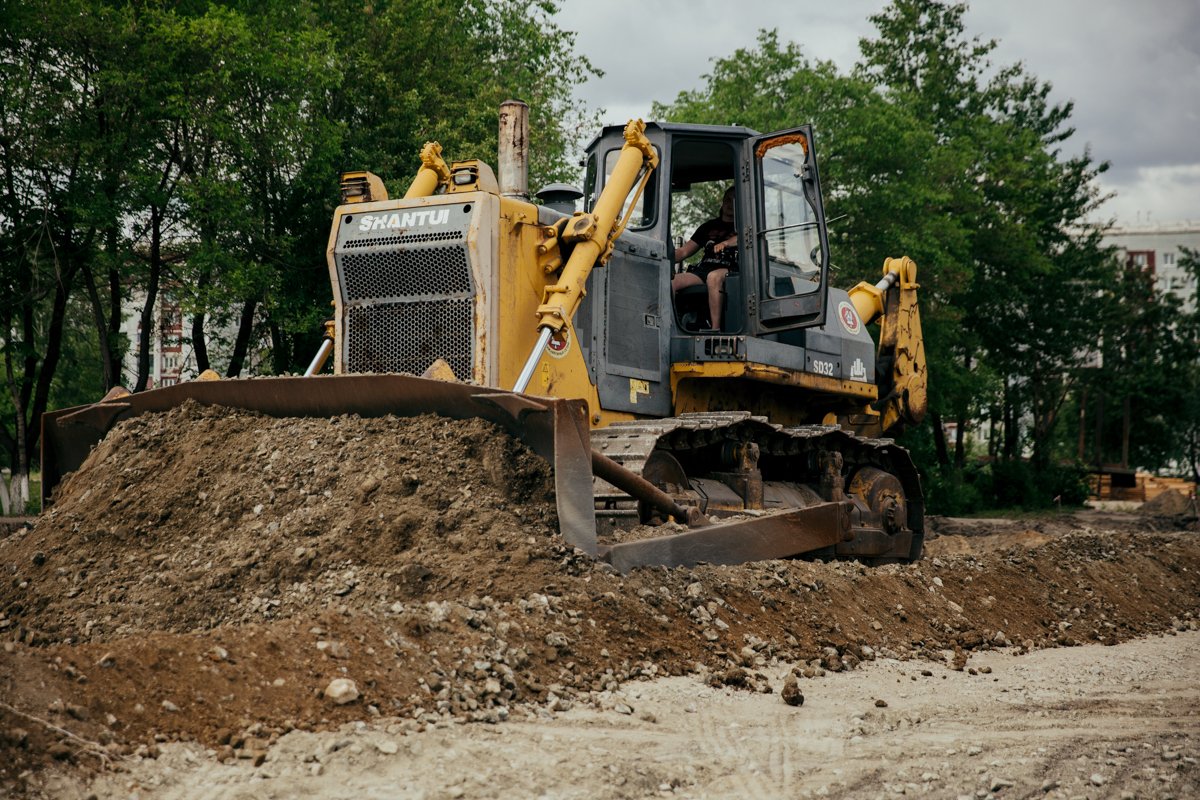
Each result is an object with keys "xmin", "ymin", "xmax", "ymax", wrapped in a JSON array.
[
  {"xmin": 5, "ymin": 401, "xmax": 562, "ymax": 643},
  {"xmin": 1141, "ymin": 488, "xmax": 1195, "ymax": 518},
  {"xmin": 2, "ymin": 403, "xmax": 1200, "ymax": 795}
]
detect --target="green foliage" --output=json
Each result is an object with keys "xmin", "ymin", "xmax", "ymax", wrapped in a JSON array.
[
  {"xmin": 652, "ymin": 0, "xmax": 1115, "ymax": 509},
  {"xmin": 0, "ymin": 0, "xmax": 600, "ymax": 485}
]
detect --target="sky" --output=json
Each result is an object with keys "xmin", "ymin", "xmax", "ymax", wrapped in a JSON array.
[{"xmin": 555, "ymin": 0, "xmax": 1200, "ymax": 227}]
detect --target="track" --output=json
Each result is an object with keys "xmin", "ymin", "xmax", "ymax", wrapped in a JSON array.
[{"xmin": 590, "ymin": 412, "xmax": 925, "ymax": 560}]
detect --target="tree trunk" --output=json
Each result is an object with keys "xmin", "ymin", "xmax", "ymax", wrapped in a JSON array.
[
  {"xmin": 268, "ymin": 319, "xmax": 286, "ymax": 375},
  {"xmin": 25, "ymin": 265, "xmax": 77, "ymax": 473},
  {"xmin": 929, "ymin": 410, "xmax": 950, "ymax": 467},
  {"xmin": 953, "ymin": 413, "xmax": 966, "ymax": 468},
  {"xmin": 954, "ymin": 349, "xmax": 971, "ymax": 468},
  {"xmin": 1077, "ymin": 387, "xmax": 1087, "ymax": 461},
  {"xmin": 80, "ymin": 261, "xmax": 118, "ymax": 390},
  {"xmin": 192, "ymin": 309, "xmax": 209, "ymax": 373},
  {"xmin": 226, "ymin": 297, "xmax": 259, "ymax": 377},
  {"xmin": 135, "ymin": 206, "xmax": 163, "ymax": 392},
  {"xmin": 2, "ymin": 312, "xmax": 30, "ymax": 515},
  {"xmin": 1003, "ymin": 382, "xmax": 1019, "ymax": 461},
  {"xmin": 1120, "ymin": 395, "xmax": 1131, "ymax": 469}
]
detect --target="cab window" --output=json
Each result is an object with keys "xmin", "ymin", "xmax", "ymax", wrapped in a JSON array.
[
  {"xmin": 759, "ymin": 138, "xmax": 822, "ymax": 298},
  {"xmin": 601, "ymin": 146, "xmax": 659, "ymax": 229}
]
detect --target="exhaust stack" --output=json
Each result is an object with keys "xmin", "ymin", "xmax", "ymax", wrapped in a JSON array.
[{"xmin": 498, "ymin": 100, "xmax": 529, "ymax": 199}]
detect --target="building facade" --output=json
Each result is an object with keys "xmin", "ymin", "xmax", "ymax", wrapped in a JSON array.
[{"xmin": 1102, "ymin": 221, "xmax": 1200, "ymax": 312}]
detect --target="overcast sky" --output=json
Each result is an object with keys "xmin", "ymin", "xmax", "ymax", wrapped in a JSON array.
[{"xmin": 555, "ymin": 0, "xmax": 1200, "ymax": 226}]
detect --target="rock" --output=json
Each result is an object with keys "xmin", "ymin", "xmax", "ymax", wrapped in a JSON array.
[
  {"xmin": 781, "ymin": 676, "xmax": 804, "ymax": 707},
  {"xmin": 161, "ymin": 700, "xmax": 179, "ymax": 713},
  {"xmin": 324, "ymin": 678, "xmax": 360, "ymax": 705},
  {"xmin": 1089, "ymin": 773, "xmax": 1106, "ymax": 786},
  {"xmin": 48, "ymin": 742, "xmax": 73, "ymax": 761},
  {"xmin": 95, "ymin": 652, "xmax": 116, "ymax": 669},
  {"xmin": 375, "ymin": 740, "xmax": 398, "ymax": 755},
  {"xmin": 316, "ymin": 640, "xmax": 350, "ymax": 659},
  {"xmin": 874, "ymin": 699, "xmax": 888, "ymax": 708}
]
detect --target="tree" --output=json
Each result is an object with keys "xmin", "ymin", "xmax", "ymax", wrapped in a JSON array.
[
  {"xmin": 859, "ymin": 0, "xmax": 1111, "ymax": 490},
  {"xmin": 0, "ymin": 0, "xmax": 601, "ymax": 510},
  {"xmin": 0, "ymin": 1, "xmax": 135, "ymax": 512},
  {"xmin": 651, "ymin": 3, "xmax": 1112, "ymax": 509}
]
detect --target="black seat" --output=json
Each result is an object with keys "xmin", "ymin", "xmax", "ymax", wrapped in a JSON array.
[{"xmin": 674, "ymin": 284, "xmax": 711, "ymax": 331}]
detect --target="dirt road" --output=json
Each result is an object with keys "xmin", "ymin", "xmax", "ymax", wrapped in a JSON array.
[{"xmin": 30, "ymin": 630, "xmax": 1196, "ymax": 799}]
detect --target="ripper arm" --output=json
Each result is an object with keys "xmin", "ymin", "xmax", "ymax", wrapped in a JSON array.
[{"xmin": 847, "ymin": 256, "xmax": 928, "ymax": 432}]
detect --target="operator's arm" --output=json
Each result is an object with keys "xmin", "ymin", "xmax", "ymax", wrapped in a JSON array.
[
  {"xmin": 711, "ymin": 235, "xmax": 737, "ymax": 253},
  {"xmin": 677, "ymin": 219, "xmax": 737, "ymax": 261},
  {"xmin": 674, "ymin": 239, "xmax": 701, "ymax": 262}
]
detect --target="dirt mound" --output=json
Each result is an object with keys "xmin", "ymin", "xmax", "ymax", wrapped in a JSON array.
[
  {"xmin": 1141, "ymin": 488, "xmax": 1195, "ymax": 517},
  {"xmin": 4, "ymin": 402, "xmax": 562, "ymax": 643},
  {"xmin": 2, "ymin": 405, "xmax": 1200, "ymax": 795}
]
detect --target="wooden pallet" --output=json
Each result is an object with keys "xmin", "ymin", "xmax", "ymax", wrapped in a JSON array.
[{"xmin": 1089, "ymin": 472, "xmax": 1195, "ymax": 502}]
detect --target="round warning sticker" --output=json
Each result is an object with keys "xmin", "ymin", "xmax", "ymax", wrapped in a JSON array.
[
  {"xmin": 837, "ymin": 301, "xmax": 861, "ymax": 336},
  {"xmin": 547, "ymin": 329, "xmax": 571, "ymax": 359}
]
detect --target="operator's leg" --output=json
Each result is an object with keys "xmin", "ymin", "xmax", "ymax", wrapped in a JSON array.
[
  {"xmin": 706, "ymin": 268, "xmax": 729, "ymax": 330},
  {"xmin": 672, "ymin": 271, "xmax": 702, "ymax": 293}
]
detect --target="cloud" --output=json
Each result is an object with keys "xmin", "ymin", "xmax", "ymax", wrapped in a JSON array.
[
  {"xmin": 554, "ymin": 0, "xmax": 1200, "ymax": 222},
  {"xmin": 1100, "ymin": 164, "xmax": 1200, "ymax": 225}
]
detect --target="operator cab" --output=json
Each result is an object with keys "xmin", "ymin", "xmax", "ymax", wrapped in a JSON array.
[{"xmin": 582, "ymin": 122, "xmax": 831, "ymax": 337}]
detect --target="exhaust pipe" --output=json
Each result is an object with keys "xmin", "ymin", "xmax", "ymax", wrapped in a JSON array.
[{"xmin": 498, "ymin": 100, "xmax": 529, "ymax": 199}]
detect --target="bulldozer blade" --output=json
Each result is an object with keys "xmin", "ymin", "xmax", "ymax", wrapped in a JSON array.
[
  {"xmin": 40, "ymin": 374, "xmax": 598, "ymax": 556},
  {"xmin": 598, "ymin": 500, "xmax": 851, "ymax": 574}
]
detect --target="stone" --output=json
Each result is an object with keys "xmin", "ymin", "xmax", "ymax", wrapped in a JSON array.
[
  {"xmin": 316, "ymin": 640, "xmax": 350, "ymax": 659},
  {"xmin": 95, "ymin": 652, "xmax": 116, "ymax": 669},
  {"xmin": 324, "ymin": 678, "xmax": 360, "ymax": 705},
  {"xmin": 1089, "ymin": 773, "xmax": 1106, "ymax": 786},
  {"xmin": 874, "ymin": 699, "xmax": 888, "ymax": 708},
  {"xmin": 161, "ymin": 700, "xmax": 179, "ymax": 713},
  {"xmin": 375, "ymin": 740, "xmax": 399, "ymax": 755},
  {"xmin": 781, "ymin": 676, "xmax": 804, "ymax": 707}
]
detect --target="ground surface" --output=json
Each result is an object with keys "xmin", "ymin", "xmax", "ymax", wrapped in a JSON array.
[{"xmin": 1, "ymin": 403, "xmax": 1198, "ymax": 798}]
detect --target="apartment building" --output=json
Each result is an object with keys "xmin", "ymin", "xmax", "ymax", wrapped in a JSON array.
[{"xmin": 1102, "ymin": 221, "xmax": 1200, "ymax": 312}]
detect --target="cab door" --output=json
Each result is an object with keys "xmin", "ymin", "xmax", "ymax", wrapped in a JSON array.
[{"xmin": 741, "ymin": 126, "xmax": 831, "ymax": 333}]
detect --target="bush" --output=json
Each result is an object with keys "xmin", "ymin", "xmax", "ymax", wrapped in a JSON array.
[
  {"xmin": 923, "ymin": 464, "xmax": 986, "ymax": 516},
  {"xmin": 922, "ymin": 459, "xmax": 1090, "ymax": 514}
]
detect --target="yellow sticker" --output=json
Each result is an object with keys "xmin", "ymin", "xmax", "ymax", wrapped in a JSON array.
[{"xmin": 629, "ymin": 379, "xmax": 649, "ymax": 403}]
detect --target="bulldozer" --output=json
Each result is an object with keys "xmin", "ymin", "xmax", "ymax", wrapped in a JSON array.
[{"xmin": 42, "ymin": 102, "xmax": 927, "ymax": 572}]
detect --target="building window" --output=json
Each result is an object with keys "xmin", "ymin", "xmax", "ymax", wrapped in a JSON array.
[
  {"xmin": 1164, "ymin": 252, "xmax": 1175, "ymax": 265},
  {"xmin": 1127, "ymin": 250, "xmax": 1154, "ymax": 273}
]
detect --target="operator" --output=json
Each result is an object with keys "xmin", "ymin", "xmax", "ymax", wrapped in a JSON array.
[{"xmin": 672, "ymin": 186, "xmax": 738, "ymax": 330}]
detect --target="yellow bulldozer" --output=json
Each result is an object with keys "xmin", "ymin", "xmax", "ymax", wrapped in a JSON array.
[{"xmin": 42, "ymin": 102, "xmax": 927, "ymax": 571}]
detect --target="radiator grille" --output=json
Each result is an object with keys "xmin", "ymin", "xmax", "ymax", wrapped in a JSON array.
[
  {"xmin": 340, "ymin": 243, "xmax": 471, "ymax": 300},
  {"xmin": 346, "ymin": 300, "xmax": 473, "ymax": 379}
]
